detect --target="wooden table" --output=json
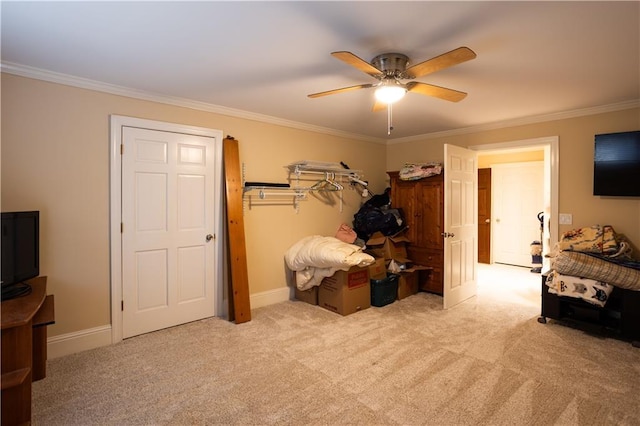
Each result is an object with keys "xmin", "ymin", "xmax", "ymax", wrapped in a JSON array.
[{"xmin": 1, "ymin": 276, "xmax": 55, "ymax": 425}]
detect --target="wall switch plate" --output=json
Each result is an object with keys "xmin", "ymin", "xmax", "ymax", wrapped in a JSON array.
[{"xmin": 559, "ymin": 213, "xmax": 573, "ymax": 225}]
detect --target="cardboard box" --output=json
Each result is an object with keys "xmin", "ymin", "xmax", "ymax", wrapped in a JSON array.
[
  {"xmin": 294, "ymin": 286, "xmax": 318, "ymax": 305},
  {"xmin": 366, "ymin": 231, "xmax": 411, "ymax": 262},
  {"xmin": 368, "ymin": 257, "xmax": 387, "ymax": 280},
  {"xmin": 397, "ymin": 266, "xmax": 433, "ymax": 300},
  {"xmin": 318, "ymin": 266, "xmax": 370, "ymax": 316},
  {"xmin": 397, "ymin": 270, "xmax": 419, "ymax": 300}
]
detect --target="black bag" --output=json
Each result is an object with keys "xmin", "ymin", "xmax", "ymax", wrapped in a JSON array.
[{"xmin": 353, "ymin": 205, "xmax": 405, "ymax": 241}]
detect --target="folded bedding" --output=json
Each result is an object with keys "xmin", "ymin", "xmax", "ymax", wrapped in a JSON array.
[
  {"xmin": 558, "ymin": 224, "xmax": 619, "ymax": 254},
  {"xmin": 285, "ymin": 235, "xmax": 375, "ymax": 290},
  {"xmin": 551, "ymin": 250, "xmax": 640, "ymax": 291},
  {"xmin": 399, "ymin": 162, "xmax": 443, "ymax": 181},
  {"xmin": 580, "ymin": 250, "xmax": 640, "ymax": 270},
  {"xmin": 545, "ymin": 270, "xmax": 613, "ymax": 307}
]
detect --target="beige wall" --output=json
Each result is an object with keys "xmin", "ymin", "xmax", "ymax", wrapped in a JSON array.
[
  {"xmin": 386, "ymin": 108, "xmax": 640, "ymax": 246},
  {"xmin": 2, "ymin": 73, "xmax": 639, "ymax": 339},
  {"xmin": 478, "ymin": 150, "xmax": 544, "ymax": 169},
  {"xmin": 1, "ymin": 74, "xmax": 387, "ymax": 336}
]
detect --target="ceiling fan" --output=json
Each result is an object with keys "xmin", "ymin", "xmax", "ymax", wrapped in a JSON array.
[{"xmin": 308, "ymin": 47, "xmax": 477, "ymax": 112}]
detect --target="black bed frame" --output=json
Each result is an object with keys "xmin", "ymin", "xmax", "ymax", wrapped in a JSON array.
[{"xmin": 538, "ymin": 275, "xmax": 640, "ymax": 347}]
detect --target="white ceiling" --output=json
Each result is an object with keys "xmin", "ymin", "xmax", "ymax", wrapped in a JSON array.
[{"xmin": 2, "ymin": 1, "xmax": 638, "ymax": 142}]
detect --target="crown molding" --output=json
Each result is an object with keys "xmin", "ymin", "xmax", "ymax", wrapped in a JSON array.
[
  {"xmin": 2, "ymin": 61, "xmax": 636, "ymax": 146},
  {"xmin": 0, "ymin": 62, "xmax": 386, "ymax": 144},
  {"xmin": 387, "ymin": 99, "xmax": 640, "ymax": 145}
]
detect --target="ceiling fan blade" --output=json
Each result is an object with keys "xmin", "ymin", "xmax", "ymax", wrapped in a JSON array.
[
  {"xmin": 406, "ymin": 81, "xmax": 467, "ymax": 102},
  {"xmin": 308, "ymin": 83, "xmax": 375, "ymax": 98},
  {"xmin": 331, "ymin": 51, "xmax": 382, "ymax": 78},
  {"xmin": 372, "ymin": 100, "xmax": 387, "ymax": 112},
  {"xmin": 403, "ymin": 46, "xmax": 476, "ymax": 79}
]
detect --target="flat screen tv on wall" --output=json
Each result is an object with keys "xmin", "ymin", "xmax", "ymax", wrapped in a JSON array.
[{"xmin": 593, "ymin": 131, "xmax": 640, "ymax": 197}]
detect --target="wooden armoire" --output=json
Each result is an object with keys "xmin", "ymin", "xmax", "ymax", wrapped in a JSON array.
[{"xmin": 388, "ymin": 171, "xmax": 444, "ymax": 294}]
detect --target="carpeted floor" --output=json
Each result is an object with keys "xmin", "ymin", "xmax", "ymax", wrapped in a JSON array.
[{"xmin": 32, "ymin": 264, "xmax": 640, "ymax": 425}]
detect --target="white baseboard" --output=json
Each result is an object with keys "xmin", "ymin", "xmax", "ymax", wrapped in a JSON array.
[
  {"xmin": 47, "ymin": 288, "xmax": 291, "ymax": 358},
  {"xmin": 250, "ymin": 286, "xmax": 292, "ymax": 309},
  {"xmin": 47, "ymin": 324, "xmax": 112, "ymax": 359}
]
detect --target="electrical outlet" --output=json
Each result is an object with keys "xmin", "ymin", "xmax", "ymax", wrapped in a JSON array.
[{"xmin": 559, "ymin": 213, "xmax": 573, "ymax": 225}]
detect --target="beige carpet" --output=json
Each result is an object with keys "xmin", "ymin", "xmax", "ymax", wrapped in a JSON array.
[{"xmin": 33, "ymin": 265, "xmax": 640, "ymax": 425}]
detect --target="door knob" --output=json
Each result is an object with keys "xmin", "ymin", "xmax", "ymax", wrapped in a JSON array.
[
  {"xmin": 485, "ymin": 219, "xmax": 491, "ymax": 223},
  {"xmin": 206, "ymin": 234, "xmax": 214, "ymax": 242}
]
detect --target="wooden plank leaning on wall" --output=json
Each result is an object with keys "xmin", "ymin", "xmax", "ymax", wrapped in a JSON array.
[{"xmin": 223, "ymin": 136, "xmax": 251, "ymax": 324}]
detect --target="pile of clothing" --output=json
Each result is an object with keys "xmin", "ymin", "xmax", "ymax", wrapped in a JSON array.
[{"xmin": 352, "ymin": 188, "xmax": 405, "ymax": 242}]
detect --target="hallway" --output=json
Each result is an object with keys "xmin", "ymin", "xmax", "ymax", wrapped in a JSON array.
[{"xmin": 477, "ymin": 262, "xmax": 541, "ymax": 308}]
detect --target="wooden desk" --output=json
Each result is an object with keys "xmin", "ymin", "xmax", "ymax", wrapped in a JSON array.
[{"xmin": 1, "ymin": 276, "xmax": 55, "ymax": 425}]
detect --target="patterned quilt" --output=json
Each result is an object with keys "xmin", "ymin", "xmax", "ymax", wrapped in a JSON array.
[
  {"xmin": 558, "ymin": 224, "xmax": 619, "ymax": 254},
  {"xmin": 399, "ymin": 162, "xmax": 442, "ymax": 181}
]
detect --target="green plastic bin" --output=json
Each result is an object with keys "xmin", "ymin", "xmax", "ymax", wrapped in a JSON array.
[{"xmin": 370, "ymin": 273, "xmax": 399, "ymax": 307}]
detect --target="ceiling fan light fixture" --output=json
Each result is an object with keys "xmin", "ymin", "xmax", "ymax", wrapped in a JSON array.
[{"xmin": 375, "ymin": 82, "xmax": 406, "ymax": 104}]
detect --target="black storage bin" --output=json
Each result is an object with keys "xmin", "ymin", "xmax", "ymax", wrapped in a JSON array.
[{"xmin": 371, "ymin": 273, "xmax": 399, "ymax": 307}]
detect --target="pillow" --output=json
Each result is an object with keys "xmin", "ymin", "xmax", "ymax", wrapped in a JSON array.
[{"xmin": 335, "ymin": 223, "xmax": 357, "ymax": 244}]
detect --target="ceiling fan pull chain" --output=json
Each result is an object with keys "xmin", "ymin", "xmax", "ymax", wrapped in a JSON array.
[{"xmin": 387, "ymin": 103, "xmax": 393, "ymax": 135}]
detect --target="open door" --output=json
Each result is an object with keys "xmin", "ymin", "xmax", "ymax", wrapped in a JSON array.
[
  {"xmin": 478, "ymin": 168, "xmax": 491, "ymax": 264},
  {"xmin": 443, "ymin": 144, "xmax": 478, "ymax": 309}
]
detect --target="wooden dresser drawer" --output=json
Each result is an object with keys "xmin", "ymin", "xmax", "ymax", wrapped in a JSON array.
[
  {"xmin": 407, "ymin": 247, "xmax": 443, "ymax": 267},
  {"xmin": 421, "ymin": 267, "xmax": 443, "ymax": 294},
  {"xmin": 407, "ymin": 247, "xmax": 443, "ymax": 294}
]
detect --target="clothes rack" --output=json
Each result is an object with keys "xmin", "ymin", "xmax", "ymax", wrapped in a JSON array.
[{"xmin": 242, "ymin": 161, "xmax": 365, "ymax": 213}]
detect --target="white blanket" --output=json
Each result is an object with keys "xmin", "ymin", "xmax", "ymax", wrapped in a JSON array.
[{"xmin": 285, "ymin": 235, "xmax": 375, "ymax": 290}]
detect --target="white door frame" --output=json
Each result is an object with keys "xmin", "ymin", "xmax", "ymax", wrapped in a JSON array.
[
  {"xmin": 471, "ymin": 136, "xmax": 559, "ymax": 266},
  {"xmin": 109, "ymin": 115, "xmax": 224, "ymax": 343}
]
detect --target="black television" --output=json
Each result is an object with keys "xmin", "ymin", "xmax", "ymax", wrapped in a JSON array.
[
  {"xmin": 1, "ymin": 211, "xmax": 40, "ymax": 300},
  {"xmin": 593, "ymin": 131, "xmax": 640, "ymax": 197}
]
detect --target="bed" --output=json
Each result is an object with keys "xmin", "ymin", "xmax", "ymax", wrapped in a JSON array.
[{"xmin": 538, "ymin": 226, "xmax": 640, "ymax": 347}]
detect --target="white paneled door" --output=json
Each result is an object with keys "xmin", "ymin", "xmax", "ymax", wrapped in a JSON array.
[
  {"xmin": 492, "ymin": 162, "xmax": 544, "ymax": 267},
  {"xmin": 443, "ymin": 144, "xmax": 478, "ymax": 309},
  {"xmin": 122, "ymin": 127, "xmax": 217, "ymax": 338}
]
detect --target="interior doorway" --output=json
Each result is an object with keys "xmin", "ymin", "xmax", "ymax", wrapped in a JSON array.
[
  {"xmin": 472, "ymin": 136, "xmax": 559, "ymax": 271},
  {"xmin": 109, "ymin": 115, "xmax": 225, "ymax": 344}
]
